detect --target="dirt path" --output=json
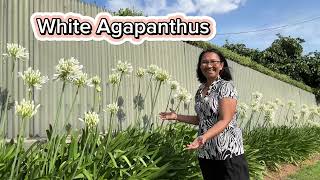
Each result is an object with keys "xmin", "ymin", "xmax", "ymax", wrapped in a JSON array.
[{"xmin": 264, "ymin": 153, "xmax": 320, "ymax": 180}]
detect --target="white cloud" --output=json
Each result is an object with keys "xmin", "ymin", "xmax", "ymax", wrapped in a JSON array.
[{"xmin": 106, "ymin": 0, "xmax": 246, "ymax": 15}]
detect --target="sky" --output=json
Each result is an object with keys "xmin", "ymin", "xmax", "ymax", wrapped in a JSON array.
[{"xmin": 81, "ymin": 0, "xmax": 320, "ymax": 53}]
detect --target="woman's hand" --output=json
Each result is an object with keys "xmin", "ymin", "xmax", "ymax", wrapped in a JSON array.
[
  {"xmin": 159, "ymin": 111, "xmax": 177, "ymax": 121},
  {"xmin": 186, "ymin": 136, "xmax": 206, "ymax": 150}
]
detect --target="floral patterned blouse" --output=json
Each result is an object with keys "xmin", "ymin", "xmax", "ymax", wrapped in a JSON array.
[{"xmin": 194, "ymin": 76, "xmax": 244, "ymax": 160}]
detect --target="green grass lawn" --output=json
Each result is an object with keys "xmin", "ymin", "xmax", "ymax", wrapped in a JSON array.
[{"xmin": 287, "ymin": 161, "xmax": 320, "ymax": 180}]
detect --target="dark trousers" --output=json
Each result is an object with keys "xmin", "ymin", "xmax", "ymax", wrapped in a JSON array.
[{"xmin": 198, "ymin": 154, "xmax": 249, "ymax": 180}]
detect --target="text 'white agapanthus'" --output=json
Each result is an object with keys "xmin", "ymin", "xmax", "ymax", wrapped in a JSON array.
[
  {"xmin": 104, "ymin": 103, "xmax": 119, "ymax": 115},
  {"xmin": 113, "ymin": 60, "xmax": 133, "ymax": 75},
  {"xmin": 53, "ymin": 57, "xmax": 83, "ymax": 82},
  {"xmin": 15, "ymin": 99, "xmax": 40, "ymax": 120},
  {"xmin": 3, "ymin": 43, "xmax": 29, "ymax": 61},
  {"xmin": 79, "ymin": 111, "xmax": 99, "ymax": 129},
  {"xmin": 18, "ymin": 67, "xmax": 49, "ymax": 90}
]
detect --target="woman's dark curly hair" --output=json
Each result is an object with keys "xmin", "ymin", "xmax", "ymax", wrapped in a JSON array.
[{"xmin": 196, "ymin": 49, "xmax": 232, "ymax": 83}]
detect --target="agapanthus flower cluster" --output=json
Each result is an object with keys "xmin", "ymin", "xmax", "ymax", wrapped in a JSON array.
[
  {"xmin": 91, "ymin": 75, "xmax": 102, "ymax": 92},
  {"xmin": 287, "ymin": 100, "xmax": 296, "ymax": 108},
  {"xmin": 174, "ymin": 87, "xmax": 192, "ymax": 103},
  {"xmin": 79, "ymin": 111, "xmax": 99, "ymax": 129},
  {"xmin": 18, "ymin": 67, "xmax": 49, "ymax": 90},
  {"xmin": 15, "ymin": 99, "xmax": 40, "ymax": 120},
  {"xmin": 238, "ymin": 103, "xmax": 249, "ymax": 119},
  {"xmin": 168, "ymin": 80, "xmax": 180, "ymax": 90},
  {"xmin": 154, "ymin": 69, "xmax": 170, "ymax": 83},
  {"xmin": 108, "ymin": 73, "xmax": 121, "ymax": 86},
  {"xmin": 112, "ymin": 60, "xmax": 133, "ymax": 75},
  {"xmin": 2, "ymin": 43, "xmax": 29, "ymax": 61},
  {"xmin": 250, "ymin": 91, "xmax": 263, "ymax": 112},
  {"xmin": 70, "ymin": 72, "xmax": 92, "ymax": 88},
  {"xmin": 135, "ymin": 68, "xmax": 146, "ymax": 78},
  {"xmin": 104, "ymin": 103, "xmax": 119, "ymax": 115},
  {"xmin": 146, "ymin": 64, "xmax": 160, "ymax": 76},
  {"xmin": 53, "ymin": 57, "xmax": 83, "ymax": 82}
]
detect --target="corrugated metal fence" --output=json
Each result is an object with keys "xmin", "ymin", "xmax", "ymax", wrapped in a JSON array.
[{"xmin": 0, "ymin": 0, "xmax": 317, "ymax": 138}]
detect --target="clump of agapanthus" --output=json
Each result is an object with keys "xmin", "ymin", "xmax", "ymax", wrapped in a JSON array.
[
  {"xmin": 146, "ymin": 64, "xmax": 160, "ymax": 76},
  {"xmin": 168, "ymin": 80, "xmax": 180, "ymax": 90},
  {"xmin": 70, "ymin": 72, "xmax": 92, "ymax": 88},
  {"xmin": 263, "ymin": 107, "xmax": 275, "ymax": 126},
  {"xmin": 79, "ymin": 111, "xmax": 99, "ymax": 129},
  {"xmin": 104, "ymin": 103, "xmax": 119, "ymax": 115},
  {"xmin": 15, "ymin": 99, "xmax": 40, "ymax": 120},
  {"xmin": 112, "ymin": 60, "xmax": 133, "ymax": 75},
  {"xmin": 18, "ymin": 67, "xmax": 49, "ymax": 90},
  {"xmin": 108, "ymin": 73, "xmax": 120, "ymax": 86},
  {"xmin": 91, "ymin": 75, "xmax": 102, "ymax": 92},
  {"xmin": 238, "ymin": 103, "xmax": 249, "ymax": 119},
  {"xmin": 2, "ymin": 43, "xmax": 29, "ymax": 61},
  {"xmin": 154, "ymin": 69, "xmax": 170, "ymax": 83},
  {"xmin": 53, "ymin": 57, "xmax": 83, "ymax": 82},
  {"xmin": 250, "ymin": 91, "xmax": 263, "ymax": 112},
  {"xmin": 135, "ymin": 68, "xmax": 145, "ymax": 78},
  {"xmin": 287, "ymin": 100, "xmax": 296, "ymax": 109}
]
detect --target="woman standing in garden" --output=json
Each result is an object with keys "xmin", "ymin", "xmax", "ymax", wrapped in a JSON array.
[{"xmin": 159, "ymin": 49, "xmax": 249, "ymax": 180}]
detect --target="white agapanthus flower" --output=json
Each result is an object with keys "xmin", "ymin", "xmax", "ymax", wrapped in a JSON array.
[
  {"xmin": 292, "ymin": 112, "xmax": 300, "ymax": 121},
  {"xmin": 112, "ymin": 60, "xmax": 133, "ymax": 75},
  {"xmin": 287, "ymin": 100, "xmax": 296, "ymax": 108},
  {"xmin": 135, "ymin": 68, "xmax": 145, "ymax": 78},
  {"xmin": 168, "ymin": 80, "xmax": 180, "ymax": 90},
  {"xmin": 238, "ymin": 103, "xmax": 248, "ymax": 119},
  {"xmin": 53, "ymin": 57, "xmax": 83, "ymax": 82},
  {"xmin": 146, "ymin": 64, "xmax": 160, "ymax": 76},
  {"xmin": 15, "ymin": 99, "xmax": 40, "ymax": 120},
  {"xmin": 2, "ymin": 43, "xmax": 29, "ymax": 61},
  {"xmin": 264, "ymin": 108, "xmax": 275, "ymax": 125},
  {"xmin": 266, "ymin": 101, "xmax": 278, "ymax": 111},
  {"xmin": 308, "ymin": 106, "xmax": 320, "ymax": 120},
  {"xmin": 154, "ymin": 69, "xmax": 170, "ymax": 83},
  {"xmin": 79, "ymin": 111, "xmax": 99, "ymax": 129},
  {"xmin": 108, "ymin": 73, "xmax": 120, "ymax": 85},
  {"xmin": 274, "ymin": 98, "xmax": 284, "ymax": 107},
  {"xmin": 174, "ymin": 87, "xmax": 192, "ymax": 103},
  {"xmin": 18, "ymin": 67, "xmax": 49, "ymax": 90},
  {"xmin": 104, "ymin": 103, "xmax": 119, "ymax": 115},
  {"xmin": 251, "ymin": 91, "xmax": 263, "ymax": 102},
  {"xmin": 250, "ymin": 101, "xmax": 260, "ymax": 112},
  {"xmin": 91, "ymin": 75, "xmax": 102, "ymax": 92},
  {"xmin": 70, "ymin": 72, "xmax": 92, "ymax": 87}
]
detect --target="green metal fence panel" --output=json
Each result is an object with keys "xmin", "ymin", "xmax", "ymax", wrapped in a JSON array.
[{"xmin": 0, "ymin": 0, "xmax": 317, "ymax": 138}]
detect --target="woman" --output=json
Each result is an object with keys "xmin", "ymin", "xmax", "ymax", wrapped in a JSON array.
[{"xmin": 159, "ymin": 49, "xmax": 249, "ymax": 180}]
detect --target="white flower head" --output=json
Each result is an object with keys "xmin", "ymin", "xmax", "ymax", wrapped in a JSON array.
[
  {"xmin": 174, "ymin": 87, "xmax": 192, "ymax": 103},
  {"xmin": 146, "ymin": 64, "xmax": 160, "ymax": 76},
  {"xmin": 53, "ymin": 57, "xmax": 83, "ymax": 82},
  {"xmin": 91, "ymin": 75, "xmax": 101, "ymax": 86},
  {"xmin": 266, "ymin": 101, "xmax": 278, "ymax": 111},
  {"xmin": 238, "ymin": 103, "xmax": 248, "ymax": 119},
  {"xmin": 104, "ymin": 103, "xmax": 119, "ymax": 115},
  {"xmin": 112, "ymin": 60, "xmax": 133, "ymax": 75},
  {"xmin": 135, "ymin": 68, "xmax": 145, "ymax": 78},
  {"xmin": 18, "ymin": 67, "xmax": 49, "ymax": 90},
  {"xmin": 154, "ymin": 69, "xmax": 170, "ymax": 83},
  {"xmin": 15, "ymin": 99, "xmax": 40, "ymax": 120},
  {"xmin": 293, "ymin": 112, "xmax": 300, "ymax": 121},
  {"xmin": 287, "ymin": 100, "xmax": 296, "ymax": 108},
  {"xmin": 3, "ymin": 43, "xmax": 29, "ymax": 61},
  {"xmin": 169, "ymin": 80, "xmax": 180, "ymax": 90},
  {"xmin": 251, "ymin": 91, "xmax": 263, "ymax": 102},
  {"xmin": 79, "ymin": 111, "xmax": 99, "ymax": 129},
  {"xmin": 108, "ymin": 73, "xmax": 120, "ymax": 86},
  {"xmin": 70, "ymin": 72, "xmax": 93, "ymax": 87}
]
